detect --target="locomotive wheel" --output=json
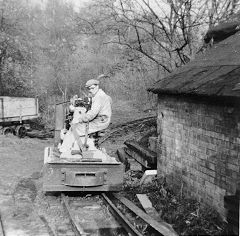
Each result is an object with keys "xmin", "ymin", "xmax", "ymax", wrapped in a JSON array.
[{"xmin": 15, "ymin": 126, "xmax": 27, "ymax": 138}]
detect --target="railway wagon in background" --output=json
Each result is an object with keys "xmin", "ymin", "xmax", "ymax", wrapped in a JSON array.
[
  {"xmin": 43, "ymin": 101, "xmax": 124, "ymax": 192},
  {"xmin": 0, "ymin": 96, "xmax": 39, "ymax": 137}
]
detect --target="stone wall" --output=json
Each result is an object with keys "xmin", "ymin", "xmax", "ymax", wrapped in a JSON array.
[{"xmin": 157, "ymin": 94, "xmax": 240, "ymax": 216}]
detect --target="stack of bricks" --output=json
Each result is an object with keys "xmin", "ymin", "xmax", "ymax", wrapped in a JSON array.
[{"xmin": 156, "ymin": 95, "xmax": 240, "ymax": 217}]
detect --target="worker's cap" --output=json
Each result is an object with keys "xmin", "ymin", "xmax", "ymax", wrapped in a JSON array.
[{"xmin": 85, "ymin": 79, "xmax": 99, "ymax": 87}]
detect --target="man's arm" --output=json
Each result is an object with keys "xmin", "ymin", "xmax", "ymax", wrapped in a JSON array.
[{"xmin": 78, "ymin": 98, "xmax": 102, "ymax": 122}]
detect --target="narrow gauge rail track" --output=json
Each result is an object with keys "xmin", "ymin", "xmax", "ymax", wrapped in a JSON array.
[
  {"xmin": 101, "ymin": 194, "xmax": 143, "ymax": 236},
  {"xmin": 60, "ymin": 193, "xmax": 146, "ymax": 236},
  {"xmin": 37, "ymin": 115, "xmax": 161, "ymax": 236},
  {"xmin": 54, "ymin": 193, "xmax": 152, "ymax": 236},
  {"xmin": 40, "ymin": 192, "xmax": 176, "ymax": 236},
  {"xmin": 99, "ymin": 115, "xmax": 156, "ymax": 145},
  {"xmin": 40, "ymin": 193, "xmax": 130, "ymax": 236},
  {"xmin": 61, "ymin": 195, "xmax": 88, "ymax": 236},
  {"xmin": 102, "ymin": 194, "xmax": 177, "ymax": 236}
]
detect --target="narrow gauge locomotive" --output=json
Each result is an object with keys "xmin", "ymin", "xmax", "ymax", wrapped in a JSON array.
[{"xmin": 43, "ymin": 97, "xmax": 124, "ymax": 192}]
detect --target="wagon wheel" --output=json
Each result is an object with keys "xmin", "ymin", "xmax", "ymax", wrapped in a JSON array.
[
  {"xmin": 3, "ymin": 127, "xmax": 14, "ymax": 136},
  {"xmin": 15, "ymin": 126, "xmax": 26, "ymax": 138}
]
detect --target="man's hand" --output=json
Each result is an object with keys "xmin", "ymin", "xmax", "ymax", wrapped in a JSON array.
[
  {"xmin": 69, "ymin": 104, "xmax": 75, "ymax": 112},
  {"xmin": 81, "ymin": 115, "xmax": 89, "ymax": 122}
]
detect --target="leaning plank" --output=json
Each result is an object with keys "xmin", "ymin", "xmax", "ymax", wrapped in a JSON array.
[
  {"xmin": 136, "ymin": 194, "xmax": 161, "ymax": 221},
  {"xmin": 125, "ymin": 148, "xmax": 150, "ymax": 168},
  {"xmin": 101, "ymin": 193, "xmax": 143, "ymax": 236},
  {"xmin": 116, "ymin": 147, "xmax": 128, "ymax": 164},
  {"xmin": 124, "ymin": 140, "xmax": 157, "ymax": 166},
  {"xmin": 113, "ymin": 193, "xmax": 178, "ymax": 236}
]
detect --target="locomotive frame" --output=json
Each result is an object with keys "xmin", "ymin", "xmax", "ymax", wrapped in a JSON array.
[{"xmin": 43, "ymin": 102, "xmax": 124, "ymax": 192}]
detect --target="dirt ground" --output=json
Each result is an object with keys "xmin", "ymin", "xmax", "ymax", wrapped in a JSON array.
[
  {"xmin": 0, "ymin": 135, "xmax": 52, "ymax": 236},
  {"xmin": 0, "ymin": 101, "xmax": 155, "ymax": 236}
]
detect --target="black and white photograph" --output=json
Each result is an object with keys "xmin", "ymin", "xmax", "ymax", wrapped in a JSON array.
[{"xmin": 0, "ymin": 0, "xmax": 239, "ymax": 235}]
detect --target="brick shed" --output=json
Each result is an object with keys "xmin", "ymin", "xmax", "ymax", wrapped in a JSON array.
[{"xmin": 148, "ymin": 23, "xmax": 240, "ymax": 217}]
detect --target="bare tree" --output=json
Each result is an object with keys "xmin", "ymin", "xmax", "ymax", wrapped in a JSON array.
[{"xmin": 76, "ymin": 0, "xmax": 240, "ymax": 73}]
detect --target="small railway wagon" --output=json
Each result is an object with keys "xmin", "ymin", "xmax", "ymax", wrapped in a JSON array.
[
  {"xmin": 43, "ymin": 102, "xmax": 124, "ymax": 192},
  {"xmin": 0, "ymin": 96, "xmax": 39, "ymax": 137}
]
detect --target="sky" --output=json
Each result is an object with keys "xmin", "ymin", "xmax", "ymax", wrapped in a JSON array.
[
  {"xmin": 30, "ymin": 0, "xmax": 92, "ymax": 9},
  {"xmin": 30, "ymin": 0, "xmax": 161, "ymax": 10},
  {"xmin": 65, "ymin": 0, "xmax": 92, "ymax": 9},
  {"xmin": 28, "ymin": 0, "xmax": 167, "ymax": 15}
]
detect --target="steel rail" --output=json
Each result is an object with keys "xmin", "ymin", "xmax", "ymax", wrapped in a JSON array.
[
  {"xmin": 99, "ymin": 115, "xmax": 156, "ymax": 145},
  {"xmin": 101, "ymin": 193, "xmax": 144, "ymax": 236},
  {"xmin": 0, "ymin": 212, "xmax": 5, "ymax": 236},
  {"xmin": 61, "ymin": 194, "xmax": 89, "ymax": 236},
  {"xmin": 113, "ymin": 194, "xmax": 178, "ymax": 236},
  {"xmin": 38, "ymin": 215, "xmax": 57, "ymax": 236}
]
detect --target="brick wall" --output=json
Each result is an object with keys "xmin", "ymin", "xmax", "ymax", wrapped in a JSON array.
[{"xmin": 157, "ymin": 94, "xmax": 240, "ymax": 216}]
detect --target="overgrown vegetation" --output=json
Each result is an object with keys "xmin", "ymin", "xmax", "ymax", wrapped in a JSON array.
[
  {"xmin": 1, "ymin": 0, "xmax": 240, "ymax": 127},
  {"xmin": 123, "ymin": 170, "xmax": 230, "ymax": 236}
]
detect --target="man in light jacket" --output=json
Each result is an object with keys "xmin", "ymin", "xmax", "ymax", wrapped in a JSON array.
[
  {"xmin": 59, "ymin": 78, "xmax": 112, "ymax": 154},
  {"xmin": 75, "ymin": 79, "xmax": 112, "ymax": 135}
]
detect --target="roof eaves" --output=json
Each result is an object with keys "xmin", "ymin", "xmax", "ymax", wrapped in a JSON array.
[{"xmin": 147, "ymin": 87, "xmax": 240, "ymax": 99}]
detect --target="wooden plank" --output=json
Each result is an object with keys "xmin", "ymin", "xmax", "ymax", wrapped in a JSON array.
[
  {"xmin": 124, "ymin": 140, "xmax": 156, "ymax": 165},
  {"xmin": 113, "ymin": 194, "xmax": 178, "ymax": 236},
  {"xmin": 101, "ymin": 193, "xmax": 143, "ymax": 236},
  {"xmin": 128, "ymin": 158, "xmax": 143, "ymax": 171},
  {"xmin": 116, "ymin": 148, "xmax": 127, "ymax": 163},
  {"xmin": 125, "ymin": 148, "xmax": 151, "ymax": 168},
  {"xmin": 136, "ymin": 194, "xmax": 161, "ymax": 221}
]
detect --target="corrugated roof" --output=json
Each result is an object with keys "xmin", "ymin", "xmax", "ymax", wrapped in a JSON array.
[{"xmin": 148, "ymin": 28, "xmax": 240, "ymax": 98}]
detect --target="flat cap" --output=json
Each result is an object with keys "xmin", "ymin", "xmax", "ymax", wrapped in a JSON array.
[{"xmin": 85, "ymin": 79, "xmax": 99, "ymax": 87}]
